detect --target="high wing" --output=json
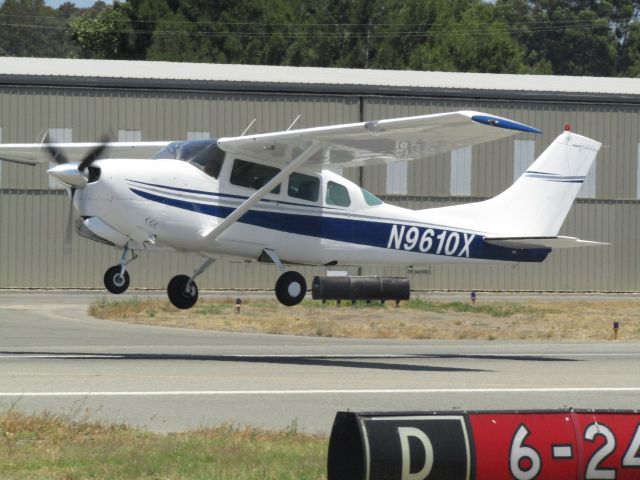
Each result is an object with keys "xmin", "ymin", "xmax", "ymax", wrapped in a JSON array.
[
  {"xmin": 217, "ymin": 110, "xmax": 541, "ymax": 169},
  {"xmin": 0, "ymin": 141, "xmax": 170, "ymax": 166},
  {"xmin": 203, "ymin": 110, "xmax": 540, "ymax": 241}
]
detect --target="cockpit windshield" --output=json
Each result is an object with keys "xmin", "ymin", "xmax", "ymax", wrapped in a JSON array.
[
  {"xmin": 153, "ymin": 139, "xmax": 225, "ymax": 179},
  {"xmin": 153, "ymin": 140, "xmax": 216, "ymax": 161}
]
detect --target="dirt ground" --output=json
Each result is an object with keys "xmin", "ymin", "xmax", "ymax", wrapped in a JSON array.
[{"xmin": 89, "ymin": 295, "xmax": 640, "ymax": 341}]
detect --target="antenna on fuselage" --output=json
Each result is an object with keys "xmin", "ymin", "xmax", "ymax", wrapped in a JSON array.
[
  {"xmin": 287, "ymin": 115, "xmax": 301, "ymax": 131},
  {"xmin": 240, "ymin": 118, "xmax": 257, "ymax": 137},
  {"xmin": 36, "ymin": 128, "xmax": 48, "ymax": 144}
]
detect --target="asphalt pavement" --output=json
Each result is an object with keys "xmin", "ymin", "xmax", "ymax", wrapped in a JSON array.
[{"xmin": 0, "ymin": 291, "xmax": 638, "ymax": 433}]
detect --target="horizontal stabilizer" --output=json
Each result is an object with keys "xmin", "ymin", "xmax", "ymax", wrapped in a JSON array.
[{"xmin": 484, "ymin": 236, "xmax": 609, "ymax": 249}]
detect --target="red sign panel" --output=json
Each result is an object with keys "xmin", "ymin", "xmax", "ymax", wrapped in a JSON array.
[{"xmin": 470, "ymin": 411, "xmax": 640, "ymax": 480}]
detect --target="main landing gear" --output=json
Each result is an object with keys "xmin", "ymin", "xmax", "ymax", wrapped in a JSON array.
[
  {"xmin": 167, "ymin": 258, "xmax": 215, "ymax": 310},
  {"xmin": 275, "ymin": 271, "xmax": 306, "ymax": 306},
  {"xmin": 102, "ymin": 246, "xmax": 307, "ymax": 308},
  {"xmin": 263, "ymin": 248, "xmax": 307, "ymax": 307}
]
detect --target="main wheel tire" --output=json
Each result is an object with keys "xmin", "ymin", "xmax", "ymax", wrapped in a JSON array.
[
  {"xmin": 275, "ymin": 271, "xmax": 306, "ymax": 306},
  {"xmin": 167, "ymin": 274, "xmax": 198, "ymax": 309},
  {"xmin": 104, "ymin": 265, "xmax": 130, "ymax": 294}
]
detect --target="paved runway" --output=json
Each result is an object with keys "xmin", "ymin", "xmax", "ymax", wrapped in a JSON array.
[{"xmin": 0, "ymin": 291, "xmax": 638, "ymax": 433}]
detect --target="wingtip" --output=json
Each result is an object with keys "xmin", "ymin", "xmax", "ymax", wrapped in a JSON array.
[{"xmin": 471, "ymin": 114, "xmax": 542, "ymax": 135}]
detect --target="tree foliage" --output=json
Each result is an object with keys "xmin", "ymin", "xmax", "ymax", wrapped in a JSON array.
[
  {"xmin": 68, "ymin": 1, "xmax": 134, "ymax": 59},
  {"xmin": 0, "ymin": 0, "xmax": 76, "ymax": 57},
  {"xmin": 0, "ymin": 0, "xmax": 639, "ymax": 77}
]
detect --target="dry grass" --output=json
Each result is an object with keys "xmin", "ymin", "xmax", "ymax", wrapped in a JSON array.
[
  {"xmin": 89, "ymin": 296, "xmax": 640, "ymax": 341},
  {"xmin": 0, "ymin": 410, "xmax": 326, "ymax": 479}
]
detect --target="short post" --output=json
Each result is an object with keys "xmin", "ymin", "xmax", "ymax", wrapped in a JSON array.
[
  {"xmin": 613, "ymin": 321, "xmax": 619, "ymax": 340},
  {"xmin": 470, "ymin": 290, "xmax": 477, "ymax": 305},
  {"xmin": 235, "ymin": 297, "xmax": 242, "ymax": 314}
]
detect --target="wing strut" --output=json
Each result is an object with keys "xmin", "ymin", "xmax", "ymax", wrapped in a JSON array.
[{"xmin": 202, "ymin": 142, "xmax": 322, "ymax": 241}]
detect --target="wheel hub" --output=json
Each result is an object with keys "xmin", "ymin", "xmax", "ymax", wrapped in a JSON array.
[{"xmin": 288, "ymin": 282, "xmax": 301, "ymax": 297}]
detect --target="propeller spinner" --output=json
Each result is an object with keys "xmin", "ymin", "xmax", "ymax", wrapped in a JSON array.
[
  {"xmin": 43, "ymin": 136, "xmax": 111, "ymax": 253},
  {"xmin": 45, "ymin": 135, "xmax": 110, "ymax": 188}
]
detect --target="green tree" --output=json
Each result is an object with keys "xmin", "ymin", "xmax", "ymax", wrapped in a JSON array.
[
  {"xmin": 142, "ymin": 0, "xmax": 294, "ymax": 64},
  {"xmin": 145, "ymin": 10, "xmax": 206, "ymax": 61},
  {"xmin": 495, "ymin": 0, "xmax": 636, "ymax": 76},
  {"xmin": 68, "ymin": 2, "xmax": 135, "ymax": 59},
  {"xmin": 406, "ymin": 1, "xmax": 525, "ymax": 73},
  {"xmin": 620, "ymin": 21, "xmax": 640, "ymax": 76},
  {"xmin": 0, "ymin": 0, "xmax": 73, "ymax": 57}
]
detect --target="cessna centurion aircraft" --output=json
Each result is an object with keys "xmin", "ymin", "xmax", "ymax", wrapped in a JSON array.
[{"xmin": 0, "ymin": 111, "xmax": 605, "ymax": 308}]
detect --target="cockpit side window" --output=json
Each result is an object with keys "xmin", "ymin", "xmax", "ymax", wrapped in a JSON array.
[
  {"xmin": 326, "ymin": 181, "xmax": 351, "ymax": 207},
  {"xmin": 230, "ymin": 159, "xmax": 281, "ymax": 194},
  {"xmin": 288, "ymin": 172, "xmax": 319, "ymax": 202}
]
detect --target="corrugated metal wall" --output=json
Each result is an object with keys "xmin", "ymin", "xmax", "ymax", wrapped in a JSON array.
[{"xmin": 1, "ymin": 82, "xmax": 639, "ymax": 291}]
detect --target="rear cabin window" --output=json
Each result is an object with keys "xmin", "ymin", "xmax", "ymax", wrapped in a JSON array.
[
  {"xmin": 361, "ymin": 188, "xmax": 383, "ymax": 206},
  {"xmin": 326, "ymin": 181, "xmax": 351, "ymax": 207},
  {"xmin": 288, "ymin": 172, "xmax": 319, "ymax": 202},
  {"xmin": 230, "ymin": 159, "xmax": 281, "ymax": 194}
]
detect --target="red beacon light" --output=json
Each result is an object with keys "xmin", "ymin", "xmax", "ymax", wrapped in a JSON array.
[{"xmin": 564, "ymin": 124, "xmax": 571, "ymax": 131}]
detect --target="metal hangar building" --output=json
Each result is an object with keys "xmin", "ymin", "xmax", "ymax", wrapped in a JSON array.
[{"xmin": 0, "ymin": 57, "xmax": 638, "ymax": 292}]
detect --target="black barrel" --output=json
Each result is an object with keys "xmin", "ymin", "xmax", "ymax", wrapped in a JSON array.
[{"xmin": 312, "ymin": 276, "xmax": 410, "ymax": 302}]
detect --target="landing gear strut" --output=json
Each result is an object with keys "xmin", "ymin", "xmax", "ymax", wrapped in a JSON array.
[
  {"xmin": 104, "ymin": 245, "xmax": 137, "ymax": 294},
  {"xmin": 167, "ymin": 258, "xmax": 216, "ymax": 309}
]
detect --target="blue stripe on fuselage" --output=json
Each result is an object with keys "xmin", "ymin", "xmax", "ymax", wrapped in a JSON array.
[{"xmin": 130, "ymin": 188, "xmax": 549, "ymax": 263}]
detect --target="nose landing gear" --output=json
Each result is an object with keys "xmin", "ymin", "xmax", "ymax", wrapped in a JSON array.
[
  {"xmin": 103, "ymin": 245, "xmax": 137, "ymax": 294},
  {"xmin": 104, "ymin": 266, "xmax": 130, "ymax": 294}
]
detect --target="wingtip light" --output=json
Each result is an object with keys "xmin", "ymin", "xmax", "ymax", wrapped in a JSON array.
[{"xmin": 471, "ymin": 114, "xmax": 542, "ymax": 135}]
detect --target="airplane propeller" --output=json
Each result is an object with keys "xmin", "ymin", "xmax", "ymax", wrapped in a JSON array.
[
  {"xmin": 46, "ymin": 135, "xmax": 111, "ymax": 188},
  {"xmin": 43, "ymin": 135, "xmax": 111, "ymax": 253}
]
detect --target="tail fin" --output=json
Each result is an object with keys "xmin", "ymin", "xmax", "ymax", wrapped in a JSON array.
[{"xmin": 422, "ymin": 131, "xmax": 601, "ymax": 236}]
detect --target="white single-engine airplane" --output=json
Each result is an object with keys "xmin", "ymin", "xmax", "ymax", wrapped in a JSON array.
[{"xmin": 0, "ymin": 111, "xmax": 605, "ymax": 308}]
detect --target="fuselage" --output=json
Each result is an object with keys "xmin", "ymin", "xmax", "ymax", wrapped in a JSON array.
[{"xmin": 73, "ymin": 144, "xmax": 549, "ymax": 267}]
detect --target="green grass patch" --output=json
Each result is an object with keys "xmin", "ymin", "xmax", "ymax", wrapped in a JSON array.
[
  {"xmin": 404, "ymin": 299, "xmax": 547, "ymax": 317},
  {"xmin": 194, "ymin": 303, "xmax": 232, "ymax": 316},
  {"xmin": 0, "ymin": 411, "xmax": 327, "ymax": 480}
]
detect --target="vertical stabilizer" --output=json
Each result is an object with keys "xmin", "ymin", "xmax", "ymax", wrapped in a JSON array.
[{"xmin": 421, "ymin": 131, "xmax": 601, "ymax": 236}]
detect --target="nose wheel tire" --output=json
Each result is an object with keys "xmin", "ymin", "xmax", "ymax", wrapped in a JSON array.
[
  {"xmin": 167, "ymin": 274, "xmax": 199, "ymax": 309},
  {"xmin": 104, "ymin": 266, "xmax": 130, "ymax": 294},
  {"xmin": 275, "ymin": 271, "xmax": 306, "ymax": 306}
]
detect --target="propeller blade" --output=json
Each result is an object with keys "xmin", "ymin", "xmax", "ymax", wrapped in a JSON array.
[
  {"xmin": 63, "ymin": 202, "xmax": 73, "ymax": 254},
  {"xmin": 78, "ymin": 135, "xmax": 111, "ymax": 171},
  {"xmin": 63, "ymin": 188, "xmax": 75, "ymax": 255},
  {"xmin": 42, "ymin": 134, "xmax": 71, "ymax": 166}
]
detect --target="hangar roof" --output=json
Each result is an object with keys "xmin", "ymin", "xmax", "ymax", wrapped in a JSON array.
[{"xmin": 0, "ymin": 57, "xmax": 638, "ymax": 103}]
